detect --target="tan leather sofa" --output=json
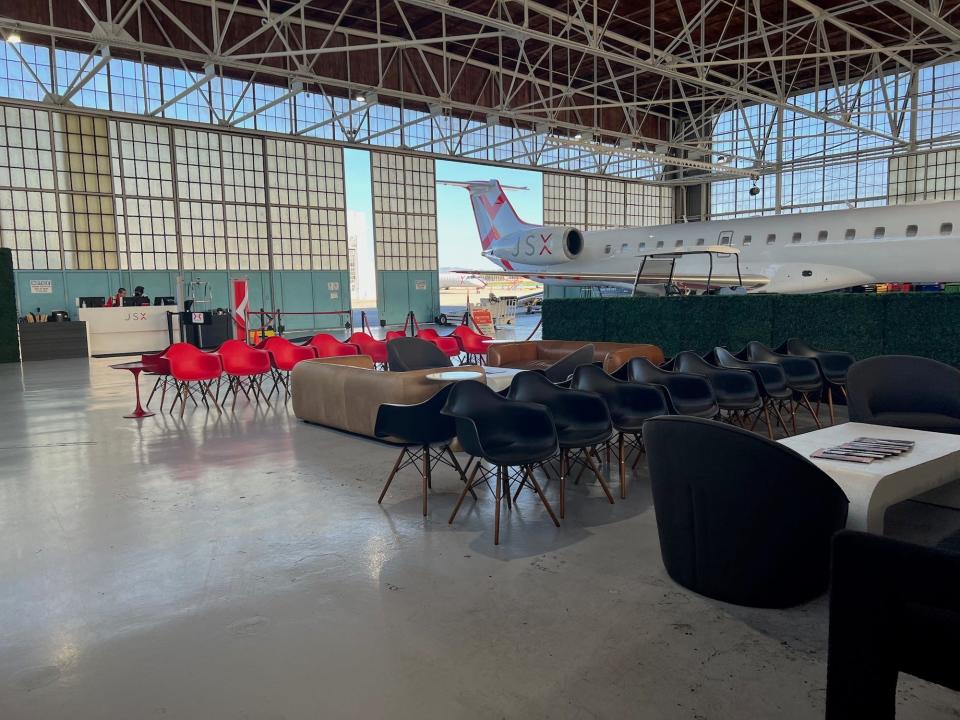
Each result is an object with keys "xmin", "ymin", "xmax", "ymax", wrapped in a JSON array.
[
  {"xmin": 487, "ymin": 340, "xmax": 664, "ymax": 374},
  {"xmin": 291, "ymin": 355, "xmax": 485, "ymax": 438}
]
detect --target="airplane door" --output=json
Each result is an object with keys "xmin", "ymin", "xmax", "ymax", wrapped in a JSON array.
[{"xmin": 718, "ymin": 230, "xmax": 734, "ymax": 246}]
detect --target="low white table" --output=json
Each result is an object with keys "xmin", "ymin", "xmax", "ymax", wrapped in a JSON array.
[
  {"xmin": 779, "ymin": 422, "xmax": 960, "ymax": 533},
  {"xmin": 424, "ymin": 368, "xmax": 522, "ymax": 393},
  {"xmin": 480, "ymin": 367, "xmax": 523, "ymax": 392}
]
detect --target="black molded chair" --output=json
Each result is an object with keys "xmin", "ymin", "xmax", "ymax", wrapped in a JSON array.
[
  {"xmin": 571, "ymin": 364, "xmax": 669, "ymax": 499},
  {"xmin": 644, "ymin": 416, "xmax": 848, "ymax": 608},
  {"xmin": 387, "ymin": 337, "xmax": 453, "ymax": 372},
  {"xmin": 374, "ymin": 384, "xmax": 473, "ymax": 516},
  {"xmin": 628, "ymin": 357, "xmax": 719, "ymax": 419},
  {"xmin": 673, "ymin": 351, "xmax": 762, "ymax": 425},
  {"xmin": 826, "ymin": 530, "xmax": 960, "ymax": 719},
  {"xmin": 776, "ymin": 337, "xmax": 855, "ymax": 424},
  {"xmin": 847, "ymin": 355, "xmax": 960, "ymax": 434},
  {"xmin": 508, "ymin": 371, "xmax": 614, "ymax": 518},
  {"xmin": 541, "ymin": 343, "xmax": 596, "ymax": 385},
  {"xmin": 713, "ymin": 346, "xmax": 792, "ymax": 438},
  {"xmin": 737, "ymin": 341, "xmax": 823, "ymax": 432},
  {"xmin": 442, "ymin": 380, "xmax": 560, "ymax": 544}
]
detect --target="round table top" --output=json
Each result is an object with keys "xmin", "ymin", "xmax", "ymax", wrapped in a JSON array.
[
  {"xmin": 110, "ymin": 361, "xmax": 149, "ymax": 371},
  {"xmin": 424, "ymin": 370, "xmax": 484, "ymax": 382},
  {"xmin": 482, "ymin": 339, "xmax": 522, "ymax": 345}
]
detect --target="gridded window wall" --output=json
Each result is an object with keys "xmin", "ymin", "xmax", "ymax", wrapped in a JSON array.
[
  {"xmin": 54, "ymin": 113, "xmax": 119, "ymax": 269},
  {"xmin": 175, "ymin": 128, "xmax": 226, "ymax": 270},
  {"xmin": 587, "ymin": 178, "xmax": 626, "ymax": 230},
  {"xmin": 370, "ymin": 152, "xmax": 437, "ymax": 272},
  {"xmin": 111, "ymin": 120, "xmax": 177, "ymax": 270},
  {"xmin": 544, "ymin": 172, "xmax": 670, "ymax": 230},
  {"xmin": 889, "ymin": 150, "xmax": 960, "ymax": 203},
  {"xmin": 543, "ymin": 173, "xmax": 586, "ymax": 227},
  {"xmin": 0, "ymin": 188, "xmax": 60, "ymax": 269},
  {"xmin": 266, "ymin": 139, "xmax": 347, "ymax": 271}
]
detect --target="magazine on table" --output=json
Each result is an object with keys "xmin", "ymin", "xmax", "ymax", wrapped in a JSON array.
[{"xmin": 811, "ymin": 437, "xmax": 915, "ymax": 464}]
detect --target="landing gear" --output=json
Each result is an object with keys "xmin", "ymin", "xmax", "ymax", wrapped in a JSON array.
[{"xmin": 435, "ymin": 313, "xmax": 449, "ymax": 326}]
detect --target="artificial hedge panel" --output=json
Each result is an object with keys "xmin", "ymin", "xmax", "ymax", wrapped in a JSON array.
[
  {"xmin": 772, "ymin": 294, "xmax": 885, "ymax": 361},
  {"xmin": 881, "ymin": 293, "xmax": 960, "ymax": 365},
  {"xmin": 541, "ymin": 296, "xmax": 605, "ymax": 341},
  {"xmin": 543, "ymin": 292, "xmax": 960, "ymax": 365},
  {"xmin": 0, "ymin": 249, "xmax": 18, "ymax": 363}
]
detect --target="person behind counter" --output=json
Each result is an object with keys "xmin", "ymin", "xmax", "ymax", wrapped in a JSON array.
[
  {"xmin": 131, "ymin": 286, "xmax": 150, "ymax": 306},
  {"xmin": 105, "ymin": 287, "xmax": 126, "ymax": 307}
]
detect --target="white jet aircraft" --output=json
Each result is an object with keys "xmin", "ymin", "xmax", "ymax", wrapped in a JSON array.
[
  {"xmin": 443, "ymin": 180, "xmax": 960, "ymax": 293},
  {"xmin": 438, "ymin": 271, "xmax": 486, "ymax": 290}
]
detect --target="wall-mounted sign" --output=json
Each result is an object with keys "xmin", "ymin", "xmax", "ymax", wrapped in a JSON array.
[
  {"xmin": 29, "ymin": 279, "xmax": 53, "ymax": 294},
  {"xmin": 329, "ymin": 292, "xmax": 339, "ymax": 300},
  {"xmin": 415, "ymin": 280, "xmax": 427, "ymax": 290},
  {"xmin": 191, "ymin": 312, "xmax": 205, "ymax": 324},
  {"xmin": 327, "ymin": 281, "xmax": 340, "ymax": 291}
]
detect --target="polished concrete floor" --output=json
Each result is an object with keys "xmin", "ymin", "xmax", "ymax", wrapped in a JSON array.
[{"xmin": 1, "ymin": 357, "xmax": 959, "ymax": 720}]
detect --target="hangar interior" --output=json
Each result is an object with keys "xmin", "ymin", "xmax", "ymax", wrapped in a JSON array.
[{"xmin": 1, "ymin": 1, "xmax": 960, "ymax": 718}]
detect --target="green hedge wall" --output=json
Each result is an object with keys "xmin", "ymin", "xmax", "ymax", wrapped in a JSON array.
[
  {"xmin": 0, "ymin": 249, "xmax": 18, "ymax": 363},
  {"xmin": 542, "ymin": 293, "xmax": 960, "ymax": 365}
]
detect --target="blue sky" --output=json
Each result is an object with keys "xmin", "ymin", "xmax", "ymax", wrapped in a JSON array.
[{"xmin": 343, "ymin": 150, "xmax": 543, "ymax": 274}]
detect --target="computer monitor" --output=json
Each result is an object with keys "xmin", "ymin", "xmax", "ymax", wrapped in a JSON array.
[
  {"xmin": 154, "ymin": 296, "xmax": 176, "ymax": 306},
  {"xmin": 78, "ymin": 296, "xmax": 105, "ymax": 308},
  {"xmin": 122, "ymin": 296, "xmax": 150, "ymax": 307}
]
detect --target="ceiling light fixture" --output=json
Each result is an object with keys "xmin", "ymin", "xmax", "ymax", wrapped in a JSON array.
[
  {"xmin": 6, "ymin": 31, "xmax": 22, "ymax": 44},
  {"xmin": 354, "ymin": 91, "xmax": 366, "ymax": 102}
]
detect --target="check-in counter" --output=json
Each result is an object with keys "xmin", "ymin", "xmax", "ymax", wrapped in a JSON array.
[{"xmin": 78, "ymin": 306, "xmax": 179, "ymax": 356}]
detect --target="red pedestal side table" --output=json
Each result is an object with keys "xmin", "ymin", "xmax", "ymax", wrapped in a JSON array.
[{"xmin": 111, "ymin": 361, "xmax": 156, "ymax": 419}]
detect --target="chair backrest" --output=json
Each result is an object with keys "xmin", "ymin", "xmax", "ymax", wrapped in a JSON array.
[
  {"xmin": 387, "ymin": 337, "xmax": 453, "ymax": 371},
  {"xmin": 260, "ymin": 336, "xmax": 317, "ymax": 369},
  {"xmin": 385, "ymin": 330, "xmax": 407, "ymax": 341},
  {"xmin": 644, "ymin": 416, "xmax": 848, "ymax": 607},
  {"xmin": 417, "ymin": 328, "xmax": 439, "ymax": 339},
  {"xmin": 742, "ymin": 340, "xmax": 779, "ymax": 362},
  {"xmin": 216, "ymin": 339, "xmax": 270, "ymax": 374},
  {"xmin": 674, "ymin": 351, "xmax": 713, "ymax": 374},
  {"xmin": 308, "ymin": 333, "xmax": 358, "ymax": 358},
  {"xmin": 543, "ymin": 343, "xmax": 595, "ymax": 384},
  {"xmin": 848, "ymin": 355, "xmax": 960, "ymax": 420},
  {"xmin": 826, "ymin": 530, "xmax": 960, "ymax": 719},
  {"xmin": 162, "ymin": 342, "xmax": 222, "ymax": 381},
  {"xmin": 627, "ymin": 356, "xmax": 671, "ymax": 383},
  {"xmin": 442, "ymin": 379, "xmax": 556, "ymax": 460}
]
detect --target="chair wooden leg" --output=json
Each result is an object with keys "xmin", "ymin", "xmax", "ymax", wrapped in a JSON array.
[
  {"xmin": 422, "ymin": 445, "xmax": 431, "ymax": 516},
  {"xmin": 762, "ymin": 401, "xmax": 774, "ymax": 439},
  {"xmin": 146, "ymin": 376, "xmax": 162, "ymax": 408},
  {"xmin": 618, "ymin": 432, "xmax": 627, "ymax": 499},
  {"xmin": 378, "ymin": 447, "xmax": 406, "ymax": 505},
  {"xmin": 503, "ymin": 465, "xmax": 512, "ymax": 510},
  {"xmin": 559, "ymin": 450, "xmax": 567, "ymax": 520},
  {"xmin": 799, "ymin": 392, "xmax": 822, "ymax": 429},
  {"xmin": 523, "ymin": 466, "xmax": 560, "ymax": 528},
  {"xmin": 828, "ymin": 385, "xmax": 836, "ymax": 425},
  {"xmin": 494, "ymin": 465, "xmax": 503, "ymax": 545},
  {"xmin": 444, "ymin": 447, "xmax": 477, "ymax": 500},
  {"xmin": 583, "ymin": 448, "xmax": 614, "ymax": 504},
  {"xmin": 204, "ymin": 381, "xmax": 222, "ymax": 414},
  {"xmin": 448, "ymin": 459, "xmax": 480, "ymax": 524},
  {"xmin": 179, "ymin": 382, "xmax": 188, "ymax": 418}
]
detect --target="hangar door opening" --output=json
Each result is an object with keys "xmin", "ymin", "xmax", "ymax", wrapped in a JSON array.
[
  {"xmin": 344, "ymin": 148, "xmax": 377, "ymax": 327},
  {"xmin": 370, "ymin": 151, "xmax": 439, "ymax": 326}
]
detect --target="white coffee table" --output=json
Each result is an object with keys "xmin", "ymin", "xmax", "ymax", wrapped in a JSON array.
[
  {"xmin": 480, "ymin": 366, "xmax": 523, "ymax": 393},
  {"xmin": 779, "ymin": 422, "xmax": 960, "ymax": 533}
]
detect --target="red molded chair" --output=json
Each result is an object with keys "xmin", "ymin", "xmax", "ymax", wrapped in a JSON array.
[
  {"xmin": 305, "ymin": 333, "xmax": 360, "ymax": 358},
  {"xmin": 348, "ymin": 332, "xmax": 388, "ymax": 368},
  {"xmin": 451, "ymin": 325, "xmax": 494, "ymax": 365},
  {"xmin": 385, "ymin": 330, "xmax": 407, "ymax": 341},
  {"xmin": 417, "ymin": 328, "xmax": 461, "ymax": 359},
  {"xmin": 215, "ymin": 339, "xmax": 272, "ymax": 409},
  {"xmin": 258, "ymin": 336, "xmax": 318, "ymax": 400},
  {"xmin": 162, "ymin": 343, "xmax": 223, "ymax": 417}
]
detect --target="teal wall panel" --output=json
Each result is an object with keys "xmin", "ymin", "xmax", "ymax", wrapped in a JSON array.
[
  {"xmin": 128, "ymin": 271, "xmax": 177, "ymax": 300},
  {"xmin": 377, "ymin": 270, "xmax": 440, "ymax": 326},
  {"xmin": 15, "ymin": 271, "xmax": 69, "ymax": 318},
  {"xmin": 275, "ymin": 272, "xmax": 314, "ymax": 331},
  {"xmin": 183, "ymin": 271, "xmax": 230, "ymax": 310},
  {"xmin": 311, "ymin": 270, "xmax": 351, "ymax": 330}
]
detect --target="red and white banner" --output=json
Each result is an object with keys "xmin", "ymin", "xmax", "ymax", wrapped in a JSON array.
[{"xmin": 231, "ymin": 277, "xmax": 249, "ymax": 341}]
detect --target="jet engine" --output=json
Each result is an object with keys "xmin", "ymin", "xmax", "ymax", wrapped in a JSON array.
[{"xmin": 483, "ymin": 227, "xmax": 584, "ymax": 266}]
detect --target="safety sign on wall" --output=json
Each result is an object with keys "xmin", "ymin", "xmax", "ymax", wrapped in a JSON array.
[
  {"xmin": 30, "ymin": 280, "xmax": 53, "ymax": 294},
  {"xmin": 415, "ymin": 280, "xmax": 427, "ymax": 290}
]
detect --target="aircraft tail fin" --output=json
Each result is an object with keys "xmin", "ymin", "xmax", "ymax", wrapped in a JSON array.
[{"xmin": 439, "ymin": 180, "xmax": 530, "ymax": 250}]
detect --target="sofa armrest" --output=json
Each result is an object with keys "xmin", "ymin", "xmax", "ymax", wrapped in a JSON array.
[
  {"xmin": 487, "ymin": 342, "xmax": 538, "ymax": 367},
  {"xmin": 603, "ymin": 345, "xmax": 665, "ymax": 374}
]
